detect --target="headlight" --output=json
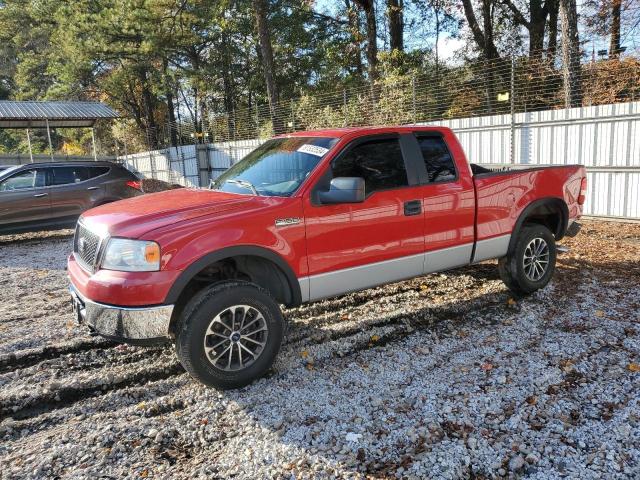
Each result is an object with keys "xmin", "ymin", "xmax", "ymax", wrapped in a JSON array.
[{"xmin": 101, "ymin": 238, "xmax": 160, "ymax": 272}]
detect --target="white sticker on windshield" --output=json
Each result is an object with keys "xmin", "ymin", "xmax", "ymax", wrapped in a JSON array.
[{"xmin": 297, "ymin": 144, "xmax": 329, "ymax": 157}]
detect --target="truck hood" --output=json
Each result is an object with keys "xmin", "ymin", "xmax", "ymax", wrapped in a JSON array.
[{"xmin": 80, "ymin": 188, "xmax": 262, "ymax": 238}]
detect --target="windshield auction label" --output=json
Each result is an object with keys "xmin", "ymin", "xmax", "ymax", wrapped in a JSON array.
[{"xmin": 297, "ymin": 144, "xmax": 329, "ymax": 157}]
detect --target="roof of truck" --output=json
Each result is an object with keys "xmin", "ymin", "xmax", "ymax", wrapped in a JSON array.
[{"xmin": 279, "ymin": 125, "xmax": 446, "ymax": 138}]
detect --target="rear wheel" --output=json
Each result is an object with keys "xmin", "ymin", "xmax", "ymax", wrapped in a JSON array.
[
  {"xmin": 175, "ymin": 281, "xmax": 284, "ymax": 389},
  {"xmin": 499, "ymin": 224, "xmax": 557, "ymax": 295}
]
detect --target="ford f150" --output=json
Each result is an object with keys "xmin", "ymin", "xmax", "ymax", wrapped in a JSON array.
[{"xmin": 68, "ymin": 126, "xmax": 586, "ymax": 388}]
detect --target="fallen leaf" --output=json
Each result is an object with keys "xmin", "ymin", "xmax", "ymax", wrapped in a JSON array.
[
  {"xmin": 526, "ymin": 395, "xmax": 538, "ymax": 405},
  {"xmin": 481, "ymin": 362, "xmax": 493, "ymax": 371},
  {"xmin": 628, "ymin": 363, "xmax": 640, "ymax": 372},
  {"xmin": 420, "ymin": 284, "xmax": 429, "ymax": 291},
  {"xmin": 139, "ymin": 469, "xmax": 149, "ymax": 478},
  {"xmin": 135, "ymin": 401, "xmax": 146, "ymax": 410},
  {"xmin": 200, "ymin": 418, "xmax": 209, "ymax": 425},
  {"xmin": 559, "ymin": 359, "xmax": 574, "ymax": 372},
  {"xmin": 300, "ymin": 350, "xmax": 309, "ymax": 359},
  {"xmin": 507, "ymin": 298, "xmax": 517, "ymax": 306},
  {"xmin": 370, "ymin": 334, "xmax": 380, "ymax": 343},
  {"xmin": 595, "ymin": 310, "xmax": 605, "ymax": 318}
]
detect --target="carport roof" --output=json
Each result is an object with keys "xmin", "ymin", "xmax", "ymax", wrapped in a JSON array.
[{"xmin": 0, "ymin": 101, "xmax": 119, "ymax": 128}]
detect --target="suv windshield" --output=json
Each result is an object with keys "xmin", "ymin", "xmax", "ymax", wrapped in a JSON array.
[{"xmin": 211, "ymin": 136, "xmax": 338, "ymax": 197}]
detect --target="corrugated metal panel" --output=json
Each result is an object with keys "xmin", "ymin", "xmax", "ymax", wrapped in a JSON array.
[
  {"xmin": 430, "ymin": 101, "xmax": 640, "ymax": 220},
  {"xmin": 0, "ymin": 101, "xmax": 118, "ymax": 128}
]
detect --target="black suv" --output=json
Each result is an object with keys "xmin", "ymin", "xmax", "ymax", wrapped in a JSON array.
[{"xmin": 0, "ymin": 162, "xmax": 143, "ymax": 234}]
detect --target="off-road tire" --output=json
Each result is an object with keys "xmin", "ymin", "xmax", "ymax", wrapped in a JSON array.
[
  {"xmin": 175, "ymin": 280, "xmax": 284, "ymax": 389},
  {"xmin": 498, "ymin": 224, "xmax": 557, "ymax": 295}
]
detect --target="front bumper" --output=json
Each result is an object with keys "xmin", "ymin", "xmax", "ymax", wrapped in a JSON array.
[{"xmin": 70, "ymin": 286, "xmax": 173, "ymax": 345}]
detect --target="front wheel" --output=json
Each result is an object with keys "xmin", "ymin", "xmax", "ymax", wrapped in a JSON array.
[
  {"xmin": 499, "ymin": 224, "xmax": 557, "ymax": 295},
  {"xmin": 175, "ymin": 281, "xmax": 284, "ymax": 389}
]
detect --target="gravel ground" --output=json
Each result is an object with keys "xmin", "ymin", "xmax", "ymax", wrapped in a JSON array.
[{"xmin": 0, "ymin": 220, "xmax": 638, "ymax": 479}]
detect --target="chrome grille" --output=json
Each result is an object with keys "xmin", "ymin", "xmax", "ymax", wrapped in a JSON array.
[{"xmin": 74, "ymin": 223, "xmax": 102, "ymax": 271}]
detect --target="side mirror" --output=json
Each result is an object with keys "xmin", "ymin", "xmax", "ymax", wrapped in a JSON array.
[{"xmin": 318, "ymin": 177, "xmax": 365, "ymax": 204}]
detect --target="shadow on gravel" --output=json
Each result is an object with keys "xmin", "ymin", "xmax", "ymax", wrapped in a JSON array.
[{"xmin": 0, "ymin": 230, "xmax": 74, "ymax": 247}]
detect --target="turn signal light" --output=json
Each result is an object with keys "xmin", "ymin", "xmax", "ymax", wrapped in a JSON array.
[
  {"xmin": 578, "ymin": 177, "xmax": 587, "ymax": 205},
  {"xmin": 144, "ymin": 243, "xmax": 160, "ymax": 264},
  {"xmin": 126, "ymin": 180, "xmax": 143, "ymax": 191}
]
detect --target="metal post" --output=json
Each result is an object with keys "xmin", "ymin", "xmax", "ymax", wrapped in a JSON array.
[
  {"xmin": 91, "ymin": 127, "xmax": 98, "ymax": 161},
  {"xmin": 45, "ymin": 118, "xmax": 54, "ymax": 161},
  {"xmin": 255, "ymin": 103, "xmax": 260, "ymax": 137},
  {"xmin": 25, "ymin": 128, "xmax": 34, "ymax": 163},
  {"xmin": 343, "ymin": 90, "xmax": 347, "ymax": 127},
  {"xmin": 196, "ymin": 144, "xmax": 211, "ymax": 188},
  {"xmin": 412, "ymin": 75, "xmax": 417, "ymax": 124},
  {"xmin": 510, "ymin": 56, "xmax": 516, "ymax": 164},
  {"xmin": 290, "ymin": 100, "xmax": 295, "ymax": 132}
]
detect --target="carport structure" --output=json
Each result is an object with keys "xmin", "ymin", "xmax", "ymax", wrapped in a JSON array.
[{"xmin": 0, "ymin": 100, "xmax": 119, "ymax": 162}]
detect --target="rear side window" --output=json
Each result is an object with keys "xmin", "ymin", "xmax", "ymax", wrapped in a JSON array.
[
  {"xmin": 416, "ymin": 136, "xmax": 457, "ymax": 183},
  {"xmin": 88, "ymin": 166, "xmax": 110, "ymax": 178},
  {"xmin": 332, "ymin": 138, "xmax": 408, "ymax": 194},
  {"xmin": 51, "ymin": 167, "xmax": 89, "ymax": 185}
]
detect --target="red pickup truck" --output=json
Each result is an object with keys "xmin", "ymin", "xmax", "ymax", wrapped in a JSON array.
[{"xmin": 68, "ymin": 126, "xmax": 586, "ymax": 388}]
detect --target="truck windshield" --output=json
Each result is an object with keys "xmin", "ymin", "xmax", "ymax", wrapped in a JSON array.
[{"xmin": 211, "ymin": 136, "xmax": 338, "ymax": 197}]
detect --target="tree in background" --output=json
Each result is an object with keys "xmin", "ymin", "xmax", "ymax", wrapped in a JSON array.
[
  {"xmin": 252, "ymin": 0, "xmax": 280, "ymax": 132},
  {"xmin": 461, "ymin": 0, "xmax": 501, "ymax": 60},
  {"xmin": 0, "ymin": 0, "xmax": 636, "ymax": 154},
  {"xmin": 387, "ymin": 0, "xmax": 404, "ymax": 51},
  {"xmin": 559, "ymin": 0, "xmax": 583, "ymax": 107},
  {"xmin": 353, "ymin": 0, "xmax": 378, "ymax": 80}
]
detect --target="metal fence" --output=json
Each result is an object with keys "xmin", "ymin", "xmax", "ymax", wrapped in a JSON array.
[
  {"xmin": 118, "ymin": 51, "xmax": 640, "ymax": 220},
  {"xmin": 120, "ymin": 99, "xmax": 640, "ymax": 220}
]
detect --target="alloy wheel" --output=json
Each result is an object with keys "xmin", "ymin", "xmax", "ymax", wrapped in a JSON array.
[
  {"xmin": 203, "ymin": 305, "xmax": 268, "ymax": 371},
  {"xmin": 523, "ymin": 237, "xmax": 550, "ymax": 282}
]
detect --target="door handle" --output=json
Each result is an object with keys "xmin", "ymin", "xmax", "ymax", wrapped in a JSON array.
[
  {"xmin": 33, "ymin": 193, "xmax": 48, "ymax": 198},
  {"xmin": 404, "ymin": 200, "xmax": 422, "ymax": 216},
  {"xmin": 87, "ymin": 186, "xmax": 99, "ymax": 191}
]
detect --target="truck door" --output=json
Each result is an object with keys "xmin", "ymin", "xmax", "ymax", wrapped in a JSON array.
[
  {"xmin": 410, "ymin": 132, "xmax": 476, "ymax": 272},
  {"xmin": 0, "ymin": 167, "xmax": 50, "ymax": 232},
  {"xmin": 302, "ymin": 134, "xmax": 426, "ymax": 301}
]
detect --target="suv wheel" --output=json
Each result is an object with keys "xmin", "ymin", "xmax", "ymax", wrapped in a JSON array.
[
  {"xmin": 175, "ymin": 281, "xmax": 284, "ymax": 389},
  {"xmin": 498, "ymin": 224, "xmax": 557, "ymax": 295}
]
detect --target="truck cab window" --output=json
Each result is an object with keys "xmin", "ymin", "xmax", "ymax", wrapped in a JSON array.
[
  {"xmin": 332, "ymin": 138, "xmax": 408, "ymax": 194},
  {"xmin": 416, "ymin": 136, "xmax": 457, "ymax": 183}
]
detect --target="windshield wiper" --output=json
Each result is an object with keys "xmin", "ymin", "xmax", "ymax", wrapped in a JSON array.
[{"xmin": 225, "ymin": 178, "xmax": 260, "ymax": 196}]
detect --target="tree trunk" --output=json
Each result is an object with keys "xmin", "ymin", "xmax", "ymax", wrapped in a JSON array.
[
  {"xmin": 387, "ymin": 0, "xmax": 403, "ymax": 51},
  {"xmin": 221, "ymin": 30, "xmax": 236, "ymax": 139},
  {"xmin": 162, "ymin": 60, "xmax": 177, "ymax": 148},
  {"xmin": 252, "ymin": 0, "xmax": 282, "ymax": 133},
  {"xmin": 166, "ymin": 90, "xmax": 177, "ymax": 147},
  {"xmin": 559, "ymin": 0, "xmax": 582, "ymax": 107},
  {"xmin": 547, "ymin": 0, "xmax": 559, "ymax": 59},
  {"xmin": 354, "ymin": 0, "xmax": 378, "ymax": 81},
  {"xmin": 345, "ymin": 0, "xmax": 364, "ymax": 77},
  {"xmin": 529, "ymin": 0, "xmax": 546, "ymax": 58},
  {"xmin": 609, "ymin": 0, "xmax": 621, "ymax": 58},
  {"xmin": 461, "ymin": 0, "xmax": 500, "ymax": 60},
  {"xmin": 138, "ymin": 67, "xmax": 158, "ymax": 149}
]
